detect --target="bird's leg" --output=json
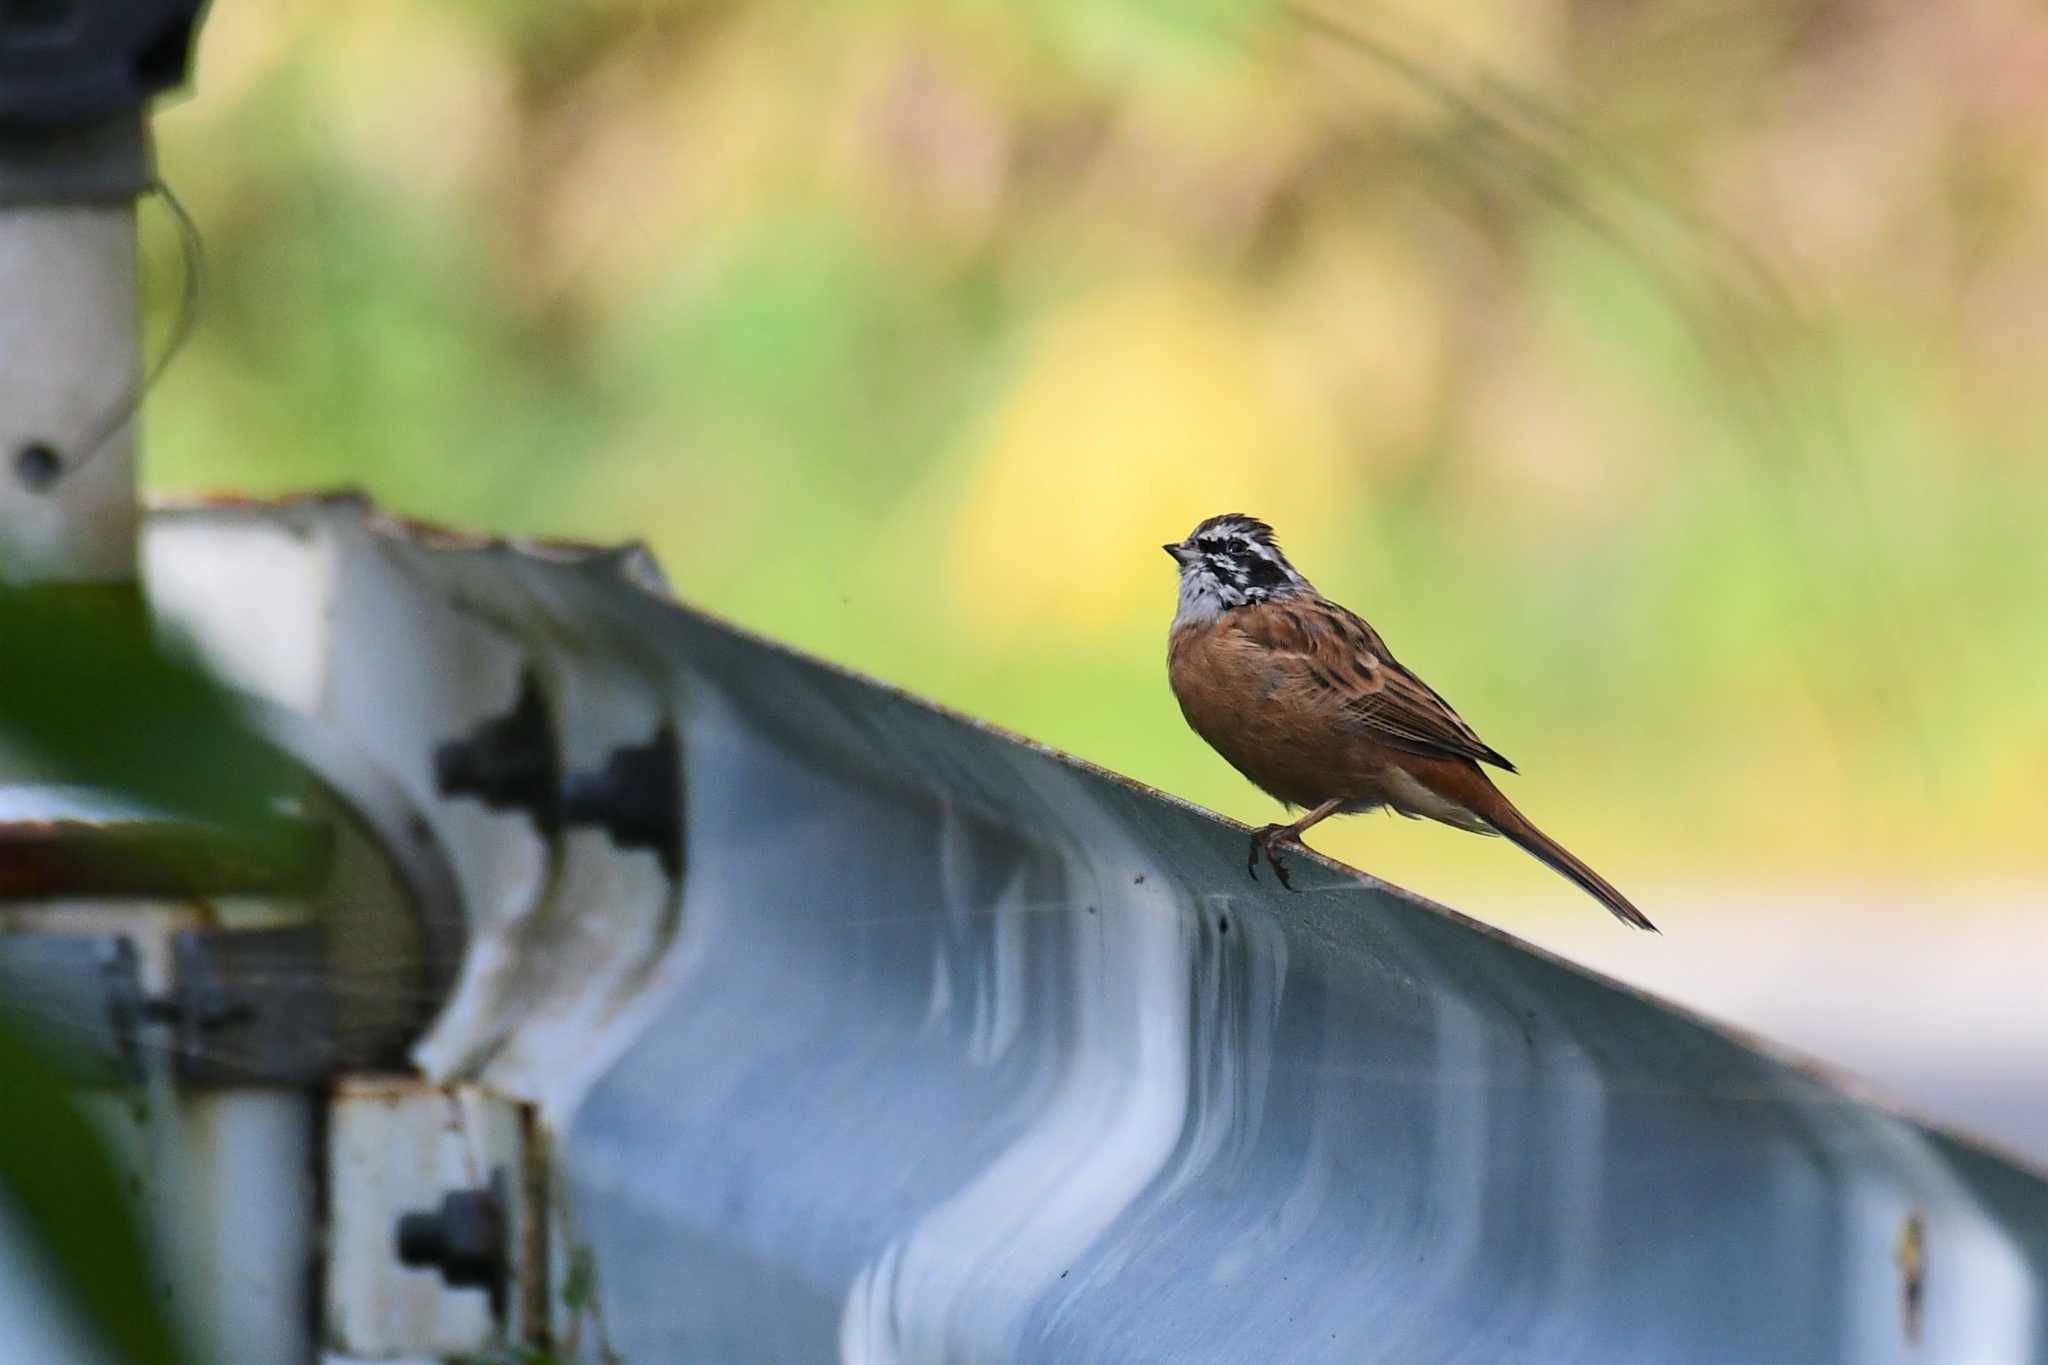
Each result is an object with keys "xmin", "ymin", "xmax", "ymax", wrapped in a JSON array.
[{"xmin": 1247, "ymin": 798, "xmax": 1346, "ymax": 891}]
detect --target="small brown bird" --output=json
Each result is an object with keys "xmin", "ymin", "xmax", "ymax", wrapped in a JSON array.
[{"xmin": 1164, "ymin": 513, "xmax": 1655, "ymax": 930}]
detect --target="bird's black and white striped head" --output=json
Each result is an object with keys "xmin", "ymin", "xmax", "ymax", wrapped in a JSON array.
[{"xmin": 1164, "ymin": 514, "xmax": 1312, "ymax": 626}]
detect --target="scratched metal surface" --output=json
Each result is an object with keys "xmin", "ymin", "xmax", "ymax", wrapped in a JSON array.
[{"xmin": 148, "ymin": 502, "xmax": 2048, "ymax": 1364}]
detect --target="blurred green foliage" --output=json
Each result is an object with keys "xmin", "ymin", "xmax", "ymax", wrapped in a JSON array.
[
  {"xmin": 144, "ymin": 0, "xmax": 2048, "ymax": 902},
  {"xmin": 0, "ymin": 1019, "xmax": 184, "ymax": 1365},
  {"xmin": 0, "ymin": 588, "xmax": 279, "ymax": 825},
  {"xmin": 0, "ymin": 592, "xmax": 294, "ymax": 1364}
]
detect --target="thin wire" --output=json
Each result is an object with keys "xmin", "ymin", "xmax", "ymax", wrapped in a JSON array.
[
  {"xmin": 1278, "ymin": 2, "xmax": 1941, "ymax": 797},
  {"xmin": 47, "ymin": 175, "xmax": 205, "ymax": 487}
]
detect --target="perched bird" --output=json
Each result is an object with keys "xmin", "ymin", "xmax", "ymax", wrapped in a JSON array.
[{"xmin": 1164, "ymin": 513, "xmax": 1655, "ymax": 930}]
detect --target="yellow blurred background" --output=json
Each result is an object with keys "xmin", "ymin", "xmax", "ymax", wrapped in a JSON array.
[{"xmin": 145, "ymin": 0, "xmax": 2048, "ymax": 917}]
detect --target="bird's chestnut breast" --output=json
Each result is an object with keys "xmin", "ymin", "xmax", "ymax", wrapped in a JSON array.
[{"xmin": 1168, "ymin": 618, "xmax": 1368, "ymax": 809}]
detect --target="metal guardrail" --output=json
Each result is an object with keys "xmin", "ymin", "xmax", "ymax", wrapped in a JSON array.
[{"xmin": 129, "ymin": 497, "xmax": 2048, "ymax": 1363}]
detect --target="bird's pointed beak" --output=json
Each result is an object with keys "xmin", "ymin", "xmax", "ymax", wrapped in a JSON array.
[{"xmin": 1164, "ymin": 542, "xmax": 1189, "ymax": 564}]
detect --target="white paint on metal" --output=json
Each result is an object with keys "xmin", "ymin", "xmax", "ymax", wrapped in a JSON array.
[
  {"xmin": 0, "ymin": 205, "xmax": 139, "ymax": 583},
  {"xmin": 144, "ymin": 519, "xmax": 338, "ymax": 711},
  {"xmin": 165, "ymin": 1092, "xmax": 320, "ymax": 1364},
  {"xmin": 324, "ymin": 1078, "xmax": 527, "ymax": 1360}
]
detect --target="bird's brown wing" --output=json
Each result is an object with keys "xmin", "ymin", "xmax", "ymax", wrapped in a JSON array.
[{"xmin": 1232, "ymin": 598, "xmax": 1517, "ymax": 772}]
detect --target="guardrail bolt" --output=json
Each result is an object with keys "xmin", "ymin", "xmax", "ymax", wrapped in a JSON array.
[
  {"xmin": 563, "ymin": 725, "xmax": 681, "ymax": 878},
  {"xmin": 433, "ymin": 672, "xmax": 560, "ymax": 833},
  {"xmin": 395, "ymin": 1174, "xmax": 507, "ymax": 1317}
]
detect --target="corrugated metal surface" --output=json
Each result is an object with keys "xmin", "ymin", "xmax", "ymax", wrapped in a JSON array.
[{"xmin": 140, "ymin": 499, "xmax": 2048, "ymax": 1364}]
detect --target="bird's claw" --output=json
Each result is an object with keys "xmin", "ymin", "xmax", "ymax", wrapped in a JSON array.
[{"xmin": 1247, "ymin": 825, "xmax": 1297, "ymax": 892}]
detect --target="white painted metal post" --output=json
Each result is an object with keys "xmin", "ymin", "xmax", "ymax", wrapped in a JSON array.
[
  {"xmin": 126, "ymin": 915, "xmax": 318, "ymax": 1365},
  {"xmin": 0, "ymin": 199, "xmax": 141, "ymax": 582}
]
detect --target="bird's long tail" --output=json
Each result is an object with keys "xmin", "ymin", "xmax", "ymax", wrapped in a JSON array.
[{"xmin": 1484, "ymin": 800, "xmax": 1658, "ymax": 933}]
